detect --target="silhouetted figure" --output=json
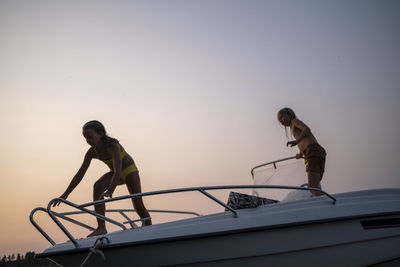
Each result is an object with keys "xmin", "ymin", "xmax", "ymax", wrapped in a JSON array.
[
  {"xmin": 277, "ymin": 108, "xmax": 326, "ymax": 196},
  {"xmin": 53, "ymin": 120, "xmax": 152, "ymax": 237}
]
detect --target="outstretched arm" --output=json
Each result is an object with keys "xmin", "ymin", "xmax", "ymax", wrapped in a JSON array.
[{"xmin": 53, "ymin": 148, "xmax": 93, "ymax": 206}]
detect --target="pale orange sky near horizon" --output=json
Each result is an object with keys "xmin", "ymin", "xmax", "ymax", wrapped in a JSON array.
[{"xmin": 1, "ymin": 0, "xmax": 400, "ymax": 256}]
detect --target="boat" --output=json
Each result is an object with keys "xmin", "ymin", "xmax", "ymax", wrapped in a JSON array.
[{"xmin": 30, "ymin": 157, "xmax": 400, "ymax": 266}]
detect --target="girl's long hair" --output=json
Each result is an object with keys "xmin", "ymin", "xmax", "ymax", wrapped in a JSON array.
[
  {"xmin": 277, "ymin": 107, "xmax": 296, "ymax": 139},
  {"xmin": 82, "ymin": 120, "xmax": 118, "ymax": 146}
]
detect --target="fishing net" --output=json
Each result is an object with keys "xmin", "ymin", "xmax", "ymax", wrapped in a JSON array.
[{"xmin": 250, "ymin": 157, "xmax": 311, "ymax": 201}]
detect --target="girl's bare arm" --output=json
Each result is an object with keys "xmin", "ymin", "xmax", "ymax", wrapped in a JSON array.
[
  {"xmin": 53, "ymin": 149, "xmax": 93, "ymax": 206},
  {"xmin": 287, "ymin": 118, "xmax": 311, "ymax": 147}
]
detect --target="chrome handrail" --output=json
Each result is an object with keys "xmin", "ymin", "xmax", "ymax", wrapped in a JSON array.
[
  {"xmin": 30, "ymin": 207, "xmax": 56, "ymax": 246},
  {"xmin": 31, "ymin": 184, "xmax": 336, "ymax": 248},
  {"xmin": 55, "ymin": 209, "xmax": 201, "ymax": 230},
  {"xmin": 46, "ymin": 198, "xmax": 127, "ymax": 248},
  {"xmin": 30, "ymin": 207, "xmax": 202, "ymax": 248},
  {"xmin": 251, "ymin": 156, "xmax": 297, "ymax": 179},
  {"xmin": 58, "ymin": 209, "xmax": 201, "ymax": 217},
  {"xmin": 52, "ymin": 211, "xmax": 95, "ymax": 231}
]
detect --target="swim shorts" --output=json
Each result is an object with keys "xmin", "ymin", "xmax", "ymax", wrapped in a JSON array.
[{"xmin": 304, "ymin": 143, "xmax": 326, "ymax": 175}]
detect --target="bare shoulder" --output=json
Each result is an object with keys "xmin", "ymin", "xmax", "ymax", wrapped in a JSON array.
[
  {"xmin": 108, "ymin": 141, "xmax": 122, "ymax": 154},
  {"xmin": 85, "ymin": 147, "xmax": 96, "ymax": 159},
  {"xmin": 291, "ymin": 118, "xmax": 310, "ymax": 130}
]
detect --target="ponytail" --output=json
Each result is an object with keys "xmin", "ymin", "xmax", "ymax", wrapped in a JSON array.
[{"xmin": 83, "ymin": 120, "xmax": 118, "ymax": 145}]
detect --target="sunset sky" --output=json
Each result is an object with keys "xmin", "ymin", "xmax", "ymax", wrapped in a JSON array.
[{"xmin": 1, "ymin": 0, "xmax": 399, "ymax": 256}]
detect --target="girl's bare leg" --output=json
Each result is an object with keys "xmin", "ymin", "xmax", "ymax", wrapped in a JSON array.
[
  {"xmin": 308, "ymin": 172, "xmax": 323, "ymax": 196},
  {"xmin": 88, "ymin": 172, "xmax": 113, "ymax": 237},
  {"xmin": 125, "ymin": 172, "xmax": 152, "ymax": 226}
]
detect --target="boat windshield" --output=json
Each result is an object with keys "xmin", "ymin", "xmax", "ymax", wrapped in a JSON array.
[{"xmin": 251, "ymin": 157, "xmax": 310, "ymax": 202}]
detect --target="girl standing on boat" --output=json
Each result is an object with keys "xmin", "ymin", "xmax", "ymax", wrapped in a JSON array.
[
  {"xmin": 53, "ymin": 120, "xmax": 152, "ymax": 237},
  {"xmin": 277, "ymin": 108, "xmax": 326, "ymax": 196}
]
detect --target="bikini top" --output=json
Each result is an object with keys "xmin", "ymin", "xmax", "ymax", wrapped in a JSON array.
[{"xmin": 95, "ymin": 147, "xmax": 126, "ymax": 170}]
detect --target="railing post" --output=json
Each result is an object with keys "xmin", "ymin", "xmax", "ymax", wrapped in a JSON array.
[
  {"xmin": 53, "ymin": 212, "xmax": 95, "ymax": 231},
  {"xmin": 119, "ymin": 211, "xmax": 137, "ymax": 229},
  {"xmin": 29, "ymin": 207, "xmax": 56, "ymax": 246},
  {"xmin": 47, "ymin": 198, "xmax": 128, "ymax": 248},
  {"xmin": 47, "ymin": 200, "xmax": 79, "ymax": 248},
  {"xmin": 199, "ymin": 189, "xmax": 238, "ymax": 218}
]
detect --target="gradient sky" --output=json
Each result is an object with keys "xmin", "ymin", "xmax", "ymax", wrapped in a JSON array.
[{"xmin": 1, "ymin": 0, "xmax": 399, "ymax": 256}]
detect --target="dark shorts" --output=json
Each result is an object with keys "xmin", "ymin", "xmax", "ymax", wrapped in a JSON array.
[{"xmin": 304, "ymin": 143, "xmax": 326, "ymax": 174}]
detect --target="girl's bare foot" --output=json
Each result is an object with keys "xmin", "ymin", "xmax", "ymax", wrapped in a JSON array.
[{"xmin": 87, "ymin": 227, "xmax": 107, "ymax": 237}]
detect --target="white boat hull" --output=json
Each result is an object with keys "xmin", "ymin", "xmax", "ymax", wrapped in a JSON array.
[
  {"xmin": 38, "ymin": 188, "xmax": 400, "ymax": 266},
  {"xmin": 47, "ymin": 216, "xmax": 400, "ymax": 266}
]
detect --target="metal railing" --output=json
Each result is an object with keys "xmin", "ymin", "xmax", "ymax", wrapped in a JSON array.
[
  {"xmin": 30, "ymin": 207, "xmax": 56, "ymax": 246},
  {"xmin": 30, "ymin": 184, "xmax": 336, "ymax": 248},
  {"xmin": 30, "ymin": 203, "xmax": 202, "ymax": 248},
  {"xmin": 251, "ymin": 155, "xmax": 297, "ymax": 179},
  {"xmin": 58, "ymin": 209, "xmax": 200, "ymax": 228}
]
